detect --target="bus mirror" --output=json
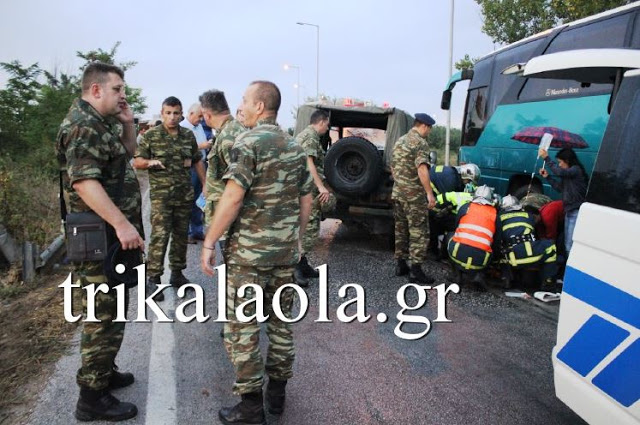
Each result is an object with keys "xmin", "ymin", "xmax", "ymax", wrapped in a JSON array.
[
  {"xmin": 429, "ymin": 151, "xmax": 438, "ymax": 167},
  {"xmin": 441, "ymin": 90, "xmax": 452, "ymax": 110}
]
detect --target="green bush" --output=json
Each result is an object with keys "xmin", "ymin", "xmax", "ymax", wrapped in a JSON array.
[{"xmin": 0, "ymin": 155, "xmax": 60, "ymax": 247}]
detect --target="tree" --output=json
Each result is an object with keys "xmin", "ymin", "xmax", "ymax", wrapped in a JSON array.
[
  {"xmin": 0, "ymin": 42, "xmax": 147, "ymax": 172},
  {"xmin": 455, "ymin": 54, "xmax": 479, "ymax": 71},
  {"xmin": 475, "ymin": 0, "xmax": 628, "ymax": 45}
]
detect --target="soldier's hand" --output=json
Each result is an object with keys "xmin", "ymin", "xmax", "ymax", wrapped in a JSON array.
[
  {"xmin": 116, "ymin": 222, "xmax": 144, "ymax": 251},
  {"xmin": 317, "ymin": 186, "xmax": 330, "ymax": 204},
  {"xmin": 148, "ymin": 159, "xmax": 165, "ymax": 169},
  {"xmin": 427, "ymin": 192, "xmax": 436, "ymax": 210},
  {"xmin": 199, "ymin": 140, "xmax": 213, "ymax": 150},
  {"xmin": 115, "ymin": 100, "xmax": 134, "ymax": 124},
  {"xmin": 201, "ymin": 244, "xmax": 217, "ymax": 276}
]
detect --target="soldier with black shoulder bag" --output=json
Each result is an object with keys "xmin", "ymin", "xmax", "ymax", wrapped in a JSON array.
[{"xmin": 55, "ymin": 62, "xmax": 145, "ymax": 422}]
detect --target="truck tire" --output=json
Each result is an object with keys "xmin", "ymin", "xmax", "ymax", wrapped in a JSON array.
[{"xmin": 324, "ymin": 137, "xmax": 383, "ymax": 196}]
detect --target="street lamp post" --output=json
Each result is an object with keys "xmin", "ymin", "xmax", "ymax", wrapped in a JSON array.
[
  {"xmin": 296, "ymin": 21, "xmax": 319, "ymax": 100},
  {"xmin": 445, "ymin": 0, "xmax": 454, "ymax": 166},
  {"xmin": 283, "ymin": 63, "xmax": 301, "ymax": 110}
]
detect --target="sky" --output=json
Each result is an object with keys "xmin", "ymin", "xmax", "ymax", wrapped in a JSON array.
[{"xmin": 0, "ymin": 0, "xmax": 496, "ymax": 130}]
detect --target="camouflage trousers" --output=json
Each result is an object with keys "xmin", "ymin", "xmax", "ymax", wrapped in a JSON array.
[
  {"xmin": 393, "ymin": 199, "xmax": 430, "ymax": 264},
  {"xmin": 302, "ymin": 197, "xmax": 321, "ymax": 255},
  {"xmin": 76, "ymin": 262, "xmax": 128, "ymax": 390},
  {"xmin": 302, "ymin": 189, "xmax": 337, "ymax": 254},
  {"xmin": 147, "ymin": 200, "xmax": 191, "ymax": 277},
  {"xmin": 223, "ymin": 264, "xmax": 297, "ymax": 395}
]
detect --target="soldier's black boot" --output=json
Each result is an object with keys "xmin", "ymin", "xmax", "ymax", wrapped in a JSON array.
[
  {"xmin": 266, "ymin": 379, "xmax": 287, "ymax": 415},
  {"xmin": 395, "ymin": 259, "xmax": 410, "ymax": 276},
  {"xmin": 169, "ymin": 270, "xmax": 190, "ymax": 288},
  {"xmin": 218, "ymin": 391, "xmax": 266, "ymax": 425},
  {"xmin": 294, "ymin": 260, "xmax": 309, "ymax": 287},
  {"xmin": 300, "ymin": 255, "xmax": 319, "ymax": 278},
  {"xmin": 108, "ymin": 364, "xmax": 134, "ymax": 390},
  {"xmin": 75, "ymin": 387, "xmax": 138, "ymax": 422},
  {"xmin": 408, "ymin": 264, "xmax": 435, "ymax": 284},
  {"xmin": 147, "ymin": 275, "xmax": 164, "ymax": 302}
]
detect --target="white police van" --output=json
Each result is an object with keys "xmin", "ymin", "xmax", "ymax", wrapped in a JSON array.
[{"xmin": 517, "ymin": 49, "xmax": 640, "ymax": 424}]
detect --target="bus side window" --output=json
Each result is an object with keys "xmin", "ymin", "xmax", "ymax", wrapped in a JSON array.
[
  {"xmin": 587, "ymin": 77, "xmax": 640, "ymax": 213},
  {"xmin": 462, "ymin": 87, "xmax": 487, "ymax": 146},
  {"xmin": 519, "ymin": 14, "xmax": 630, "ymax": 102}
]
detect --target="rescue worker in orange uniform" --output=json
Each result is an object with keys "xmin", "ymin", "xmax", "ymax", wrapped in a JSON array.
[{"xmin": 446, "ymin": 185, "xmax": 501, "ymax": 289}]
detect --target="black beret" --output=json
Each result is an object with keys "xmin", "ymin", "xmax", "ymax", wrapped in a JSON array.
[{"xmin": 415, "ymin": 113, "xmax": 435, "ymax": 126}]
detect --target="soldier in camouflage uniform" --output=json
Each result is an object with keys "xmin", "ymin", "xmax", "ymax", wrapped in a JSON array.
[
  {"xmin": 293, "ymin": 109, "xmax": 334, "ymax": 286},
  {"xmin": 133, "ymin": 97, "xmax": 205, "ymax": 299},
  {"xmin": 199, "ymin": 89, "xmax": 246, "ymax": 253},
  {"xmin": 201, "ymin": 81, "xmax": 313, "ymax": 424},
  {"xmin": 56, "ymin": 62, "xmax": 143, "ymax": 421},
  {"xmin": 391, "ymin": 113, "xmax": 437, "ymax": 284}
]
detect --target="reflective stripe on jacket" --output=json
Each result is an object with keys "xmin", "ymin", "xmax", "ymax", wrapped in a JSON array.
[{"xmin": 452, "ymin": 203, "xmax": 497, "ymax": 252}]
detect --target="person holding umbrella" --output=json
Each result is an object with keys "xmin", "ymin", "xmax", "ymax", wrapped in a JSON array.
[{"xmin": 538, "ymin": 147, "xmax": 587, "ymax": 254}]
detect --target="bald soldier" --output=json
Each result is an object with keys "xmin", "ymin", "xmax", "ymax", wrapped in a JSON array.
[
  {"xmin": 391, "ymin": 113, "xmax": 437, "ymax": 284},
  {"xmin": 201, "ymin": 81, "xmax": 313, "ymax": 424}
]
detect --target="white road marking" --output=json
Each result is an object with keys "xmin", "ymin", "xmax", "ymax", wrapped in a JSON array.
[{"xmin": 145, "ymin": 287, "xmax": 177, "ymax": 425}]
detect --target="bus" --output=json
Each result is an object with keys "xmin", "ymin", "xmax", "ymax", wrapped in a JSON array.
[{"xmin": 441, "ymin": 1, "xmax": 640, "ymax": 198}]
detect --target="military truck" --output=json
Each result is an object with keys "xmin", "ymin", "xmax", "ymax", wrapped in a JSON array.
[{"xmin": 294, "ymin": 104, "xmax": 414, "ymax": 234}]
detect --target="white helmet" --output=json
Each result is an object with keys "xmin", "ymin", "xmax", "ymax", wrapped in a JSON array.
[
  {"xmin": 456, "ymin": 164, "xmax": 481, "ymax": 184},
  {"xmin": 501, "ymin": 195, "xmax": 522, "ymax": 212},
  {"xmin": 473, "ymin": 185, "xmax": 494, "ymax": 205}
]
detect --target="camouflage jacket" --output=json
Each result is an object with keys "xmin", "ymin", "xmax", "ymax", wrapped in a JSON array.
[
  {"xmin": 223, "ymin": 117, "xmax": 313, "ymax": 266},
  {"xmin": 135, "ymin": 125, "xmax": 202, "ymax": 203},
  {"xmin": 295, "ymin": 125, "xmax": 325, "ymax": 182},
  {"xmin": 205, "ymin": 116, "xmax": 246, "ymax": 203},
  {"xmin": 391, "ymin": 128, "xmax": 430, "ymax": 205},
  {"xmin": 56, "ymin": 98, "xmax": 143, "ymax": 236}
]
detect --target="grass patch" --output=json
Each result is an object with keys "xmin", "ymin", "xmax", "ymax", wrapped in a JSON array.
[{"xmin": 0, "ymin": 266, "xmax": 80, "ymax": 424}]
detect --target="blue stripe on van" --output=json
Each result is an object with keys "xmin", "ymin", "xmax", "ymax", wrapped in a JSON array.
[
  {"xmin": 563, "ymin": 267, "xmax": 640, "ymax": 329},
  {"xmin": 592, "ymin": 338, "xmax": 640, "ymax": 408},
  {"xmin": 557, "ymin": 315, "xmax": 629, "ymax": 377}
]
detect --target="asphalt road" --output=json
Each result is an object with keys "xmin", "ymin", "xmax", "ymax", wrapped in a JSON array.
[{"xmin": 25, "ymin": 173, "xmax": 585, "ymax": 425}]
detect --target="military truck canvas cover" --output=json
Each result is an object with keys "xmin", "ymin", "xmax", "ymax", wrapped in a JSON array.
[{"xmin": 294, "ymin": 104, "xmax": 414, "ymax": 169}]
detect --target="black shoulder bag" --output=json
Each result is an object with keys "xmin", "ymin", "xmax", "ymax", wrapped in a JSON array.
[{"xmin": 61, "ymin": 162, "xmax": 125, "ymax": 262}]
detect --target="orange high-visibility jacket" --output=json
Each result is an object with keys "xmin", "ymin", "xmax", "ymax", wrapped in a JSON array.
[{"xmin": 452, "ymin": 203, "xmax": 497, "ymax": 252}]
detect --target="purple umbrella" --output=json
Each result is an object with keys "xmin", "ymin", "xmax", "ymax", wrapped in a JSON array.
[{"xmin": 511, "ymin": 126, "xmax": 589, "ymax": 149}]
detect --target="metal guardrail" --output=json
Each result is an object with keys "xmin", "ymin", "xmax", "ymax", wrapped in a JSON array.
[{"xmin": 1, "ymin": 223, "xmax": 65, "ymax": 283}]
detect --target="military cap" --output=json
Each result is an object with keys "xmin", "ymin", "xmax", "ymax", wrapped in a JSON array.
[{"xmin": 415, "ymin": 113, "xmax": 435, "ymax": 126}]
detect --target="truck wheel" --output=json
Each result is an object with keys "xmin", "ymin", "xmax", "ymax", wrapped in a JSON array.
[{"xmin": 324, "ymin": 137, "xmax": 383, "ymax": 196}]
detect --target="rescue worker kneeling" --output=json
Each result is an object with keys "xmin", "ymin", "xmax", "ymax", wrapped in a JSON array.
[
  {"xmin": 429, "ymin": 164, "xmax": 480, "ymax": 257},
  {"xmin": 499, "ymin": 195, "xmax": 558, "ymax": 291},
  {"xmin": 446, "ymin": 185, "xmax": 501, "ymax": 290}
]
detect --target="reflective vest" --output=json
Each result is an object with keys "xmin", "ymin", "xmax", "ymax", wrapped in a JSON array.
[
  {"xmin": 452, "ymin": 203, "xmax": 497, "ymax": 252},
  {"xmin": 436, "ymin": 191, "xmax": 473, "ymax": 213}
]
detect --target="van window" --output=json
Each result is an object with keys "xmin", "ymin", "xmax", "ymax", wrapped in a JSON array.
[
  {"xmin": 519, "ymin": 15, "xmax": 630, "ymax": 101},
  {"xmin": 587, "ymin": 77, "xmax": 640, "ymax": 214}
]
